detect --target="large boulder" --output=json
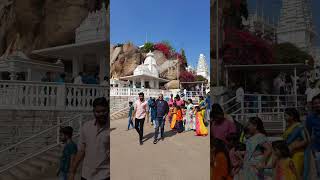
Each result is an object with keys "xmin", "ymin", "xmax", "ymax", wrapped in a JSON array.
[
  {"xmin": 110, "ymin": 46, "xmax": 122, "ymax": 66},
  {"xmin": 110, "ymin": 51, "xmax": 142, "ymax": 78},
  {"xmin": 41, "ymin": 0, "xmax": 88, "ymax": 47},
  {"xmin": 0, "ymin": 0, "xmax": 104, "ymax": 56},
  {"xmin": 110, "ymin": 44, "xmax": 180, "ymax": 81},
  {"xmin": 122, "ymin": 53, "xmax": 141, "ymax": 76},
  {"xmin": 153, "ymin": 50, "xmax": 167, "ymax": 65},
  {"xmin": 161, "ymin": 69, "xmax": 177, "ymax": 80},
  {"xmin": 165, "ymin": 80, "xmax": 180, "ymax": 89},
  {"xmin": 123, "ymin": 43, "xmax": 138, "ymax": 54}
]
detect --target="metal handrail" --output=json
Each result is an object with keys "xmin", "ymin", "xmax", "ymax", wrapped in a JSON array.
[
  {"xmin": 0, "ymin": 113, "xmax": 89, "ymax": 173},
  {"xmin": 110, "ymin": 101, "xmax": 128, "ymax": 112},
  {"xmin": 0, "ymin": 113, "xmax": 85, "ymax": 154},
  {"xmin": 222, "ymin": 96, "xmax": 237, "ymax": 107},
  {"xmin": 0, "ymin": 128, "xmax": 82, "ymax": 173},
  {"xmin": 111, "ymin": 107, "xmax": 129, "ymax": 117},
  {"xmin": 0, "ymin": 143, "xmax": 59, "ymax": 173}
]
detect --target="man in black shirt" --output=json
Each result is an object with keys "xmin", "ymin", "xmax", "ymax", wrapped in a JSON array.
[{"xmin": 154, "ymin": 94, "xmax": 169, "ymax": 144}]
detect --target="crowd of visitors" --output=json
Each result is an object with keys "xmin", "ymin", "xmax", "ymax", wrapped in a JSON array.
[
  {"xmin": 210, "ymin": 93, "xmax": 320, "ymax": 180},
  {"xmin": 128, "ymin": 93, "xmax": 210, "ymax": 145},
  {"xmin": 41, "ymin": 71, "xmax": 108, "ymax": 85}
]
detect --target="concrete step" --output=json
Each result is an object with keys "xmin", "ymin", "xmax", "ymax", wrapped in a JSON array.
[
  {"xmin": 0, "ymin": 172, "xmax": 16, "ymax": 180},
  {"xmin": 16, "ymin": 165, "xmax": 33, "ymax": 177},
  {"xmin": 9, "ymin": 166, "xmax": 29, "ymax": 180},
  {"xmin": 38, "ymin": 155, "xmax": 59, "ymax": 165},
  {"xmin": 27, "ymin": 157, "xmax": 55, "ymax": 172},
  {"xmin": 45, "ymin": 149, "xmax": 61, "ymax": 158}
]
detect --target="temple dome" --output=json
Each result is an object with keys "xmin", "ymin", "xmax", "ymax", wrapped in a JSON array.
[
  {"xmin": 144, "ymin": 51, "xmax": 157, "ymax": 66},
  {"xmin": 133, "ymin": 51, "xmax": 159, "ymax": 78}
]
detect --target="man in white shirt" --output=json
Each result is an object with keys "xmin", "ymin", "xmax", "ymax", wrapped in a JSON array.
[
  {"xmin": 305, "ymin": 83, "xmax": 320, "ymax": 105},
  {"xmin": 133, "ymin": 92, "xmax": 149, "ymax": 145},
  {"xmin": 305, "ymin": 83, "xmax": 314, "ymax": 103},
  {"xmin": 69, "ymin": 97, "xmax": 109, "ymax": 180},
  {"xmin": 236, "ymin": 85, "xmax": 244, "ymax": 103},
  {"xmin": 74, "ymin": 72, "xmax": 83, "ymax": 85}
]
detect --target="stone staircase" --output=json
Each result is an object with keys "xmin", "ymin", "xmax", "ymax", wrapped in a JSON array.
[
  {"xmin": 0, "ymin": 113, "xmax": 91, "ymax": 180},
  {"xmin": 1, "ymin": 146, "xmax": 57, "ymax": 180},
  {"xmin": 111, "ymin": 108, "xmax": 129, "ymax": 121},
  {"xmin": 0, "ymin": 145, "xmax": 82, "ymax": 180}
]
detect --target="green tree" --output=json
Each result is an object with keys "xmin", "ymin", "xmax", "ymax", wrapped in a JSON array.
[
  {"xmin": 180, "ymin": 48, "xmax": 188, "ymax": 67},
  {"xmin": 161, "ymin": 40, "xmax": 174, "ymax": 52},
  {"xmin": 195, "ymin": 75, "xmax": 207, "ymax": 82},
  {"xmin": 181, "ymin": 49, "xmax": 187, "ymax": 62},
  {"xmin": 141, "ymin": 42, "xmax": 154, "ymax": 53},
  {"xmin": 273, "ymin": 43, "xmax": 314, "ymax": 65}
]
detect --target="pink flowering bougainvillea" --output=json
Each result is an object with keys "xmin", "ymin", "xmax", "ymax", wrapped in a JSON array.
[
  {"xmin": 172, "ymin": 52, "xmax": 185, "ymax": 64},
  {"xmin": 179, "ymin": 71, "xmax": 195, "ymax": 82},
  {"xmin": 223, "ymin": 28, "xmax": 274, "ymax": 65},
  {"xmin": 153, "ymin": 43, "xmax": 171, "ymax": 58}
]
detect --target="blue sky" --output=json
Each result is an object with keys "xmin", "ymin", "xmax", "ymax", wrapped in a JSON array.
[
  {"xmin": 110, "ymin": 0, "xmax": 210, "ymax": 70},
  {"xmin": 247, "ymin": 0, "xmax": 320, "ymax": 45}
]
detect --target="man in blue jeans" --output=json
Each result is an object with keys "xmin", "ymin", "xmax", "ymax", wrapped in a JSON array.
[
  {"xmin": 154, "ymin": 93, "xmax": 169, "ymax": 144},
  {"xmin": 306, "ymin": 94, "xmax": 320, "ymax": 177},
  {"xmin": 128, "ymin": 101, "xmax": 134, "ymax": 130}
]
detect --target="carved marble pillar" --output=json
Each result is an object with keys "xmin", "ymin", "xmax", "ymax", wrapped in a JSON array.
[{"xmin": 27, "ymin": 68, "xmax": 32, "ymax": 81}]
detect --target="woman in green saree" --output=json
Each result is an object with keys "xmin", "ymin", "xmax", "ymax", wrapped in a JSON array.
[{"xmin": 243, "ymin": 117, "xmax": 272, "ymax": 180}]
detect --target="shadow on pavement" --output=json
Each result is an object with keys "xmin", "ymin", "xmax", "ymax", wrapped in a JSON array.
[
  {"xmin": 110, "ymin": 128, "xmax": 116, "ymax": 132},
  {"xmin": 142, "ymin": 132, "xmax": 155, "ymax": 142},
  {"xmin": 163, "ymin": 129, "xmax": 178, "ymax": 138}
]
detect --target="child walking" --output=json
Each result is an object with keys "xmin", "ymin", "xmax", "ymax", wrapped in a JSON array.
[
  {"xmin": 226, "ymin": 133, "xmax": 245, "ymax": 180},
  {"xmin": 128, "ymin": 101, "xmax": 134, "ymax": 130},
  {"xmin": 211, "ymin": 138, "xmax": 233, "ymax": 180},
  {"xmin": 175, "ymin": 105, "xmax": 184, "ymax": 133},
  {"xmin": 57, "ymin": 126, "xmax": 77, "ymax": 180},
  {"xmin": 272, "ymin": 140, "xmax": 298, "ymax": 180}
]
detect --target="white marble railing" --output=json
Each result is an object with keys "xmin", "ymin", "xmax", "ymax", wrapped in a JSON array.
[
  {"xmin": 110, "ymin": 88, "xmax": 205, "ymax": 101},
  {"xmin": 0, "ymin": 81, "xmax": 205, "ymax": 110},
  {"xmin": 110, "ymin": 87, "xmax": 172, "ymax": 97},
  {"xmin": 184, "ymin": 91, "xmax": 206, "ymax": 100},
  {"xmin": 0, "ymin": 80, "xmax": 109, "ymax": 111}
]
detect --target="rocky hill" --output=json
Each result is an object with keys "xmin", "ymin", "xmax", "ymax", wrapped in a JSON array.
[
  {"xmin": 0, "ymin": 0, "xmax": 109, "ymax": 56},
  {"xmin": 110, "ymin": 43, "xmax": 180, "ymax": 89}
]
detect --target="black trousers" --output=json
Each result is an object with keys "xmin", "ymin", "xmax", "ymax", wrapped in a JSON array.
[{"xmin": 135, "ymin": 118, "xmax": 145, "ymax": 141}]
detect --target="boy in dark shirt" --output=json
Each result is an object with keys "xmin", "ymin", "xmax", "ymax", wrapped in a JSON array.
[
  {"xmin": 128, "ymin": 101, "xmax": 135, "ymax": 130},
  {"xmin": 57, "ymin": 126, "xmax": 78, "ymax": 180}
]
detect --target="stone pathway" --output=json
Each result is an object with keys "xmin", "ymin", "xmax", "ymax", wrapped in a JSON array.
[{"xmin": 111, "ymin": 118, "xmax": 210, "ymax": 180}]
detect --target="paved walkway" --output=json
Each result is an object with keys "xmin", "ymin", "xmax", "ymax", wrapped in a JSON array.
[{"xmin": 111, "ymin": 118, "xmax": 210, "ymax": 180}]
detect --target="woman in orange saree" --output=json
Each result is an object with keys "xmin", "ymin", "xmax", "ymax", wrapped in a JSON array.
[
  {"xmin": 175, "ymin": 106, "xmax": 184, "ymax": 133},
  {"xmin": 211, "ymin": 138, "xmax": 233, "ymax": 180},
  {"xmin": 170, "ymin": 105, "xmax": 177, "ymax": 129},
  {"xmin": 195, "ymin": 106, "xmax": 208, "ymax": 136}
]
